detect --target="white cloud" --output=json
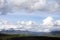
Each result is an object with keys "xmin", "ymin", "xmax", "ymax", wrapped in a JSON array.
[
  {"xmin": 16, "ymin": 21, "xmax": 35, "ymax": 31},
  {"xmin": 55, "ymin": 20, "xmax": 60, "ymax": 26},
  {"xmin": 0, "ymin": 17, "xmax": 60, "ymax": 32},
  {"xmin": 9, "ymin": 0, "xmax": 60, "ymax": 12},
  {"xmin": 0, "ymin": 0, "xmax": 12, "ymax": 15},
  {"xmin": 26, "ymin": 21, "xmax": 35, "ymax": 25},
  {"xmin": 0, "ymin": 0, "xmax": 4, "ymax": 8},
  {"xmin": 0, "ymin": 0, "xmax": 60, "ymax": 15},
  {"xmin": 42, "ymin": 16, "xmax": 54, "ymax": 26},
  {"xmin": 43, "ymin": 29, "xmax": 50, "ymax": 32}
]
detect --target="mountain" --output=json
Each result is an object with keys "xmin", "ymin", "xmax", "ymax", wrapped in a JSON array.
[
  {"xmin": 0, "ymin": 29, "xmax": 51, "ymax": 36},
  {"xmin": 0, "ymin": 26, "xmax": 60, "ymax": 36}
]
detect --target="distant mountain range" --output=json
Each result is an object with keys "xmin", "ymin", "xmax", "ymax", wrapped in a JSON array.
[
  {"xmin": 0, "ymin": 29, "xmax": 50, "ymax": 36},
  {"xmin": 0, "ymin": 27, "xmax": 60, "ymax": 36}
]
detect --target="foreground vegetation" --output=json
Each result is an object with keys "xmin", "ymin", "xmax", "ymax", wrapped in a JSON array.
[
  {"xmin": 0, "ymin": 33, "xmax": 60, "ymax": 40},
  {"xmin": 0, "ymin": 33, "xmax": 31, "ymax": 40}
]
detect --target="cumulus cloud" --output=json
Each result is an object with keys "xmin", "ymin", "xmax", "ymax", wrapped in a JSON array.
[
  {"xmin": 42, "ymin": 16, "xmax": 54, "ymax": 26},
  {"xmin": 0, "ymin": 17, "xmax": 60, "ymax": 32},
  {"xmin": 55, "ymin": 20, "xmax": 60, "ymax": 26},
  {"xmin": 41, "ymin": 16, "xmax": 60, "ymax": 27},
  {"xmin": 0, "ymin": 0, "xmax": 60, "ymax": 15},
  {"xmin": 16, "ymin": 21, "xmax": 36, "ymax": 31}
]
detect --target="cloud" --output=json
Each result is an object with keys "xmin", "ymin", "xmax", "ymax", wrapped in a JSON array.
[
  {"xmin": 55, "ymin": 20, "xmax": 60, "ymax": 26},
  {"xmin": 16, "ymin": 21, "xmax": 35, "ymax": 31},
  {"xmin": 42, "ymin": 16, "xmax": 54, "ymax": 26},
  {"xmin": 0, "ymin": 0, "xmax": 4, "ymax": 8},
  {"xmin": 0, "ymin": 0, "xmax": 12, "ymax": 15},
  {"xmin": 9, "ymin": 0, "xmax": 60, "ymax": 12},
  {"xmin": 41, "ymin": 16, "xmax": 60, "ymax": 27},
  {"xmin": 0, "ymin": 0, "xmax": 60, "ymax": 15},
  {"xmin": 0, "ymin": 17, "xmax": 60, "ymax": 32}
]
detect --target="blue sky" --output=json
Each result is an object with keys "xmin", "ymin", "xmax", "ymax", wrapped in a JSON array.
[
  {"xmin": 0, "ymin": 10, "xmax": 60, "ymax": 24},
  {"xmin": 0, "ymin": 0, "xmax": 60, "ymax": 24},
  {"xmin": 0, "ymin": 0, "xmax": 60, "ymax": 33}
]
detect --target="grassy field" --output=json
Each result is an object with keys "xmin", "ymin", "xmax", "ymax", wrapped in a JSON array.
[
  {"xmin": 0, "ymin": 33, "xmax": 31, "ymax": 40},
  {"xmin": 0, "ymin": 33, "xmax": 60, "ymax": 40}
]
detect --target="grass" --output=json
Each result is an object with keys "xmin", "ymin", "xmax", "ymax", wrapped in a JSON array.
[
  {"xmin": 0, "ymin": 33, "xmax": 60, "ymax": 40},
  {"xmin": 0, "ymin": 33, "xmax": 31, "ymax": 40}
]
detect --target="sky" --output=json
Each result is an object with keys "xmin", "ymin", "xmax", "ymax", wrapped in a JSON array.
[{"xmin": 0, "ymin": 0, "xmax": 60, "ymax": 32}]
